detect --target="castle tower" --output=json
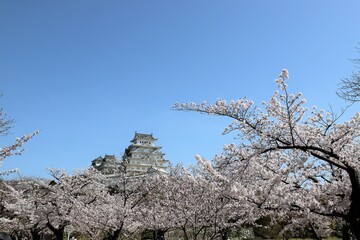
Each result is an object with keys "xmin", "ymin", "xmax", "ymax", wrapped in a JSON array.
[
  {"xmin": 91, "ymin": 155, "xmax": 122, "ymax": 175},
  {"xmin": 122, "ymin": 132, "xmax": 168, "ymax": 175}
]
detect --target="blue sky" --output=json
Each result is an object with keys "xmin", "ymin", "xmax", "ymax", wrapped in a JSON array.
[{"xmin": 1, "ymin": 0, "xmax": 359, "ymax": 178}]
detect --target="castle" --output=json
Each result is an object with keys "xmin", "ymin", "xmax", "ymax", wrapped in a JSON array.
[{"xmin": 91, "ymin": 132, "xmax": 169, "ymax": 176}]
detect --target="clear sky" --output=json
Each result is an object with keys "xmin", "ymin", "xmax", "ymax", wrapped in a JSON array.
[{"xmin": 1, "ymin": 0, "xmax": 359, "ymax": 178}]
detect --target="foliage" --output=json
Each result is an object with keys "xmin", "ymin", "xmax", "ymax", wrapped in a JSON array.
[
  {"xmin": 2, "ymin": 70, "xmax": 359, "ymax": 239},
  {"xmin": 0, "ymin": 105, "xmax": 38, "ymax": 175},
  {"xmin": 174, "ymin": 69, "xmax": 360, "ymax": 239},
  {"xmin": 0, "ymin": 99, "xmax": 38, "ymax": 237}
]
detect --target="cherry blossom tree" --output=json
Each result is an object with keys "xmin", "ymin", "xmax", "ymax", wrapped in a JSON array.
[
  {"xmin": 62, "ymin": 169, "xmax": 111, "ymax": 239},
  {"xmin": 132, "ymin": 172, "xmax": 171, "ymax": 239},
  {"xmin": 44, "ymin": 169, "xmax": 107, "ymax": 240},
  {"xmin": 2, "ymin": 169, "xmax": 107, "ymax": 239},
  {"xmin": 2, "ymin": 174, "xmax": 71, "ymax": 240},
  {"xmin": 2, "ymin": 166, "xmax": 169, "ymax": 240},
  {"xmin": 174, "ymin": 69, "xmax": 360, "ymax": 239},
  {"xmin": 0, "ymin": 105, "xmax": 38, "ymax": 175},
  {"xmin": 67, "ymin": 169, "xmax": 164, "ymax": 240},
  {"xmin": 0, "ymin": 100, "xmax": 38, "ymax": 237},
  {"xmin": 149, "ymin": 165, "xmax": 258, "ymax": 240},
  {"xmin": 337, "ymin": 49, "xmax": 360, "ymax": 103},
  {"xmin": 1, "ymin": 178, "xmax": 50, "ymax": 239},
  {"xmin": 74, "ymin": 171, "xmax": 140, "ymax": 240}
]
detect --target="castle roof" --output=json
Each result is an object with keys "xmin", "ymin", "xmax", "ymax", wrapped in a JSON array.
[
  {"xmin": 91, "ymin": 154, "xmax": 118, "ymax": 164},
  {"xmin": 130, "ymin": 132, "xmax": 157, "ymax": 142}
]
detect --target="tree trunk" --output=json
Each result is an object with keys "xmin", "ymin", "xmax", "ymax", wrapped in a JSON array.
[
  {"xmin": 347, "ymin": 167, "xmax": 360, "ymax": 240},
  {"xmin": 220, "ymin": 228, "xmax": 229, "ymax": 240},
  {"xmin": 104, "ymin": 229, "xmax": 121, "ymax": 240},
  {"xmin": 347, "ymin": 214, "xmax": 359, "ymax": 240},
  {"xmin": 182, "ymin": 227, "xmax": 189, "ymax": 240},
  {"xmin": 348, "ymin": 199, "xmax": 360, "ymax": 240},
  {"xmin": 30, "ymin": 229, "xmax": 41, "ymax": 240},
  {"xmin": 152, "ymin": 229, "xmax": 166, "ymax": 240},
  {"xmin": 46, "ymin": 223, "xmax": 65, "ymax": 240},
  {"xmin": 54, "ymin": 229, "xmax": 65, "ymax": 240}
]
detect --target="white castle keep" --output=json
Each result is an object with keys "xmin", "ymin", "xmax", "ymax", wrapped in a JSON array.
[{"xmin": 91, "ymin": 132, "xmax": 169, "ymax": 176}]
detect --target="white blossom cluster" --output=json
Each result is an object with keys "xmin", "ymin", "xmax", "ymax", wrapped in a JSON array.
[
  {"xmin": 174, "ymin": 69, "xmax": 360, "ymax": 238},
  {"xmin": 1, "ymin": 70, "xmax": 359, "ymax": 239}
]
